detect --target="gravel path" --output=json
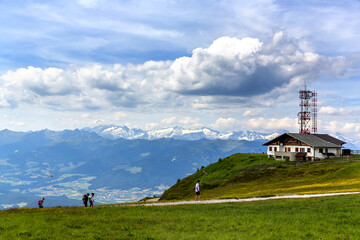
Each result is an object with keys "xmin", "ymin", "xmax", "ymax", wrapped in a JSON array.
[{"xmin": 133, "ymin": 191, "xmax": 360, "ymax": 207}]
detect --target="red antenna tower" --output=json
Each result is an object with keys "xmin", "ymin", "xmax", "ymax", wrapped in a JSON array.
[
  {"xmin": 312, "ymin": 91, "xmax": 317, "ymax": 133},
  {"xmin": 298, "ymin": 81, "xmax": 317, "ymax": 134}
]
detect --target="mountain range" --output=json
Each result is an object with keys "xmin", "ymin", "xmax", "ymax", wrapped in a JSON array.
[
  {"xmin": 83, "ymin": 125, "xmax": 358, "ymax": 149},
  {"xmin": 83, "ymin": 125, "xmax": 286, "ymax": 141}
]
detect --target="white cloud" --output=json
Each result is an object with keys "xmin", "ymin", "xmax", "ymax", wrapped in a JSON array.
[
  {"xmin": 125, "ymin": 166, "xmax": 142, "ymax": 174},
  {"xmin": 77, "ymin": 0, "xmax": 98, "ymax": 7},
  {"xmin": 161, "ymin": 117, "xmax": 176, "ymax": 125},
  {"xmin": 145, "ymin": 123, "xmax": 159, "ymax": 130},
  {"xmin": 319, "ymin": 106, "xmax": 360, "ymax": 116},
  {"xmin": 178, "ymin": 117, "xmax": 201, "ymax": 128},
  {"xmin": 243, "ymin": 117, "xmax": 298, "ymax": 132},
  {"xmin": 9, "ymin": 121, "xmax": 25, "ymax": 127},
  {"xmin": 0, "ymin": 33, "xmax": 357, "ymax": 113},
  {"xmin": 210, "ymin": 118, "xmax": 241, "ymax": 131},
  {"xmin": 243, "ymin": 109, "xmax": 264, "ymax": 117},
  {"xmin": 112, "ymin": 112, "xmax": 128, "ymax": 120},
  {"xmin": 323, "ymin": 121, "xmax": 360, "ymax": 134}
]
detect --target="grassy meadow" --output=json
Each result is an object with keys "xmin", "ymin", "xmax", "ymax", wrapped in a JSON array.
[
  {"xmin": 1, "ymin": 195, "xmax": 360, "ymax": 239},
  {"xmin": 161, "ymin": 153, "xmax": 360, "ymax": 201},
  {"xmin": 3, "ymin": 153, "xmax": 360, "ymax": 239}
]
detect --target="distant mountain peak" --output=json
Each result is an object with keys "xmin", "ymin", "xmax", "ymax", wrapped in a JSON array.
[{"xmin": 82, "ymin": 125, "xmax": 286, "ymax": 141}]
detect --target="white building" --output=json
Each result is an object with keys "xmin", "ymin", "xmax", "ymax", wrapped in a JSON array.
[{"xmin": 263, "ymin": 133, "xmax": 346, "ymax": 161}]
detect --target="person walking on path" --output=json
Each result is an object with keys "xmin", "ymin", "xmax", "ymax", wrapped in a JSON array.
[
  {"xmin": 38, "ymin": 197, "xmax": 45, "ymax": 208},
  {"xmin": 89, "ymin": 193, "xmax": 95, "ymax": 207},
  {"xmin": 195, "ymin": 180, "xmax": 201, "ymax": 202}
]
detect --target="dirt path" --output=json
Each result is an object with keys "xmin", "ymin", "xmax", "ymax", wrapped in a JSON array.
[{"xmin": 130, "ymin": 191, "xmax": 360, "ymax": 207}]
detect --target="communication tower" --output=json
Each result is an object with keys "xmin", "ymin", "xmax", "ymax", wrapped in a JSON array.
[{"xmin": 298, "ymin": 82, "xmax": 317, "ymax": 134}]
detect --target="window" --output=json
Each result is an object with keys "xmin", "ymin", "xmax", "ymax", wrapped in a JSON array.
[
  {"xmin": 295, "ymin": 147, "xmax": 299, "ymax": 152},
  {"xmin": 319, "ymin": 148, "xmax": 323, "ymax": 153},
  {"xmin": 274, "ymin": 147, "xmax": 277, "ymax": 152},
  {"xmin": 269, "ymin": 147, "xmax": 272, "ymax": 151},
  {"xmin": 301, "ymin": 148, "xmax": 305, "ymax": 152},
  {"xmin": 325, "ymin": 148, "xmax": 328, "ymax": 153},
  {"xmin": 307, "ymin": 148, "xmax": 311, "ymax": 153},
  {"xmin": 288, "ymin": 147, "xmax": 291, "ymax": 152}
]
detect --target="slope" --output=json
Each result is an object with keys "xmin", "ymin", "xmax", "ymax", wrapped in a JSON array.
[{"xmin": 160, "ymin": 153, "xmax": 360, "ymax": 201}]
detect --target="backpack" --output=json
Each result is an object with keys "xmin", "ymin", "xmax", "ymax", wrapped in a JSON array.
[{"xmin": 38, "ymin": 200, "xmax": 42, "ymax": 205}]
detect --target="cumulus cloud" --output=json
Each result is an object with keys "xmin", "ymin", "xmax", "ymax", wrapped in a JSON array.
[
  {"xmin": 167, "ymin": 32, "xmax": 358, "ymax": 100},
  {"xmin": 0, "ymin": 32, "xmax": 357, "ymax": 112},
  {"xmin": 112, "ymin": 111, "xmax": 128, "ymax": 120},
  {"xmin": 319, "ymin": 106, "xmax": 360, "ymax": 116},
  {"xmin": 145, "ymin": 122, "xmax": 159, "ymax": 130},
  {"xmin": 178, "ymin": 117, "xmax": 201, "ymax": 128},
  {"xmin": 243, "ymin": 117, "xmax": 298, "ymax": 132},
  {"xmin": 323, "ymin": 121, "xmax": 360, "ymax": 134},
  {"xmin": 161, "ymin": 117, "xmax": 177, "ymax": 125},
  {"xmin": 243, "ymin": 109, "xmax": 264, "ymax": 117},
  {"xmin": 210, "ymin": 118, "xmax": 241, "ymax": 131}
]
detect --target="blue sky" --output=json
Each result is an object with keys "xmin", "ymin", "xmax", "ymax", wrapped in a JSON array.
[{"xmin": 1, "ymin": 0, "xmax": 360, "ymax": 138}]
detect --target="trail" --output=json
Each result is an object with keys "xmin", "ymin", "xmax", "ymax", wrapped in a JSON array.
[{"xmin": 127, "ymin": 191, "xmax": 360, "ymax": 207}]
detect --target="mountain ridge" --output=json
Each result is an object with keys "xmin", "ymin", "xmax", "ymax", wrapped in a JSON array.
[{"xmin": 82, "ymin": 125, "xmax": 289, "ymax": 142}]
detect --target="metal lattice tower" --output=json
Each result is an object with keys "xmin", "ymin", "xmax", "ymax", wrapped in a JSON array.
[
  {"xmin": 312, "ymin": 91, "xmax": 317, "ymax": 133},
  {"xmin": 298, "ymin": 83, "xmax": 317, "ymax": 134}
]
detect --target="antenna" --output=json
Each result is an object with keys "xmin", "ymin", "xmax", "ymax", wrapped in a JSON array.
[
  {"xmin": 298, "ymin": 80, "xmax": 317, "ymax": 134},
  {"xmin": 312, "ymin": 91, "xmax": 317, "ymax": 133}
]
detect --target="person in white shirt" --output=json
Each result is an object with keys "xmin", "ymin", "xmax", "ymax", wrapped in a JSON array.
[{"xmin": 195, "ymin": 180, "xmax": 201, "ymax": 201}]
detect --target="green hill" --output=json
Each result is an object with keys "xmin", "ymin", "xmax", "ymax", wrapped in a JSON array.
[{"xmin": 160, "ymin": 153, "xmax": 360, "ymax": 201}]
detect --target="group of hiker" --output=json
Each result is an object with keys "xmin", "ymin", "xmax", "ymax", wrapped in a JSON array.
[
  {"xmin": 37, "ymin": 180, "xmax": 198, "ymax": 208},
  {"xmin": 37, "ymin": 193, "xmax": 96, "ymax": 208},
  {"xmin": 82, "ymin": 193, "xmax": 95, "ymax": 207}
]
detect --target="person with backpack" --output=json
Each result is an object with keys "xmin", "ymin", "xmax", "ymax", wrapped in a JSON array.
[
  {"xmin": 82, "ymin": 193, "xmax": 89, "ymax": 207},
  {"xmin": 38, "ymin": 197, "xmax": 45, "ymax": 208},
  {"xmin": 89, "ymin": 193, "xmax": 95, "ymax": 207}
]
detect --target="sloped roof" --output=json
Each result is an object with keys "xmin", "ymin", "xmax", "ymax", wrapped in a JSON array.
[
  {"xmin": 263, "ymin": 133, "xmax": 344, "ymax": 148},
  {"xmin": 313, "ymin": 134, "xmax": 346, "ymax": 145}
]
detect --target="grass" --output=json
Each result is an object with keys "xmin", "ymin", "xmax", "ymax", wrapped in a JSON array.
[
  {"xmin": 160, "ymin": 153, "xmax": 360, "ymax": 201},
  {"xmin": 1, "ymin": 195, "xmax": 360, "ymax": 239}
]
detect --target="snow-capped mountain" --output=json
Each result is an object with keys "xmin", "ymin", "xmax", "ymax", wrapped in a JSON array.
[
  {"xmin": 83, "ymin": 125, "xmax": 288, "ymax": 141},
  {"xmin": 329, "ymin": 132, "xmax": 359, "ymax": 149}
]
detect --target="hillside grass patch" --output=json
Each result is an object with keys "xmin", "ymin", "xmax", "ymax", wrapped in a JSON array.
[{"xmin": 161, "ymin": 154, "xmax": 360, "ymax": 201}]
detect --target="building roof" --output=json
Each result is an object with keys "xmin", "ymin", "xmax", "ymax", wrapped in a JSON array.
[
  {"xmin": 313, "ymin": 134, "xmax": 346, "ymax": 145},
  {"xmin": 263, "ymin": 133, "xmax": 345, "ymax": 148}
]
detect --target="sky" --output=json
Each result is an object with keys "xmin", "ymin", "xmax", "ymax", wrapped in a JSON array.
[{"xmin": 1, "ymin": 0, "xmax": 360, "ymax": 138}]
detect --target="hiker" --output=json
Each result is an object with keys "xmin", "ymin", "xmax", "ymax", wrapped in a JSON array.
[
  {"xmin": 38, "ymin": 197, "xmax": 45, "ymax": 208},
  {"xmin": 82, "ymin": 193, "xmax": 89, "ymax": 207},
  {"xmin": 89, "ymin": 193, "xmax": 95, "ymax": 207},
  {"xmin": 195, "ymin": 180, "xmax": 201, "ymax": 202}
]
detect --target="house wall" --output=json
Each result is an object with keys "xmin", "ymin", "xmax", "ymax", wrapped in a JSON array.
[
  {"xmin": 267, "ymin": 145, "xmax": 341, "ymax": 161},
  {"xmin": 313, "ymin": 147, "xmax": 340, "ymax": 159}
]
